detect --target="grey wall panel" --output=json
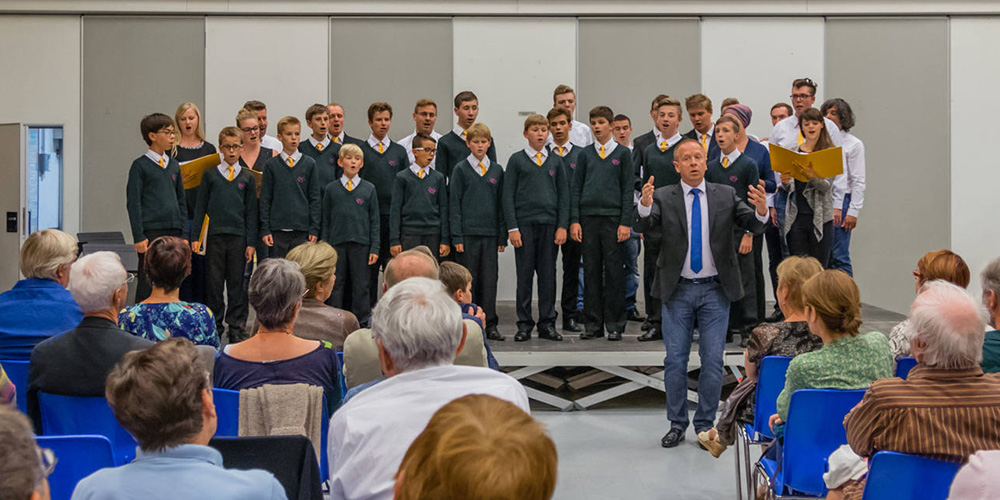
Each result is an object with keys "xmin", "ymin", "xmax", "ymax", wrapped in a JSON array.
[
  {"xmin": 825, "ymin": 18, "xmax": 949, "ymax": 314},
  {"xmin": 578, "ymin": 18, "xmax": 701, "ymax": 136},
  {"xmin": 82, "ymin": 16, "xmax": 205, "ymax": 240},
  {"xmin": 330, "ymin": 18, "xmax": 452, "ymax": 141}
]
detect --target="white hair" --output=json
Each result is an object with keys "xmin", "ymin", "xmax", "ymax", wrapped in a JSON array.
[
  {"xmin": 69, "ymin": 251, "xmax": 126, "ymax": 313},
  {"xmin": 981, "ymin": 256, "xmax": 1000, "ymax": 299},
  {"xmin": 904, "ymin": 280, "xmax": 987, "ymax": 369},
  {"xmin": 371, "ymin": 277, "xmax": 463, "ymax": 373},
  {"xmin": 248, "ymin": 258, "xmax": 305, "ymax": 329}
]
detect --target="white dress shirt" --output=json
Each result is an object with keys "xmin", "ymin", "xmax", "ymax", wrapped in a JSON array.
[
  {"xmin": 366, "ymin": 134, "xmax": 391, "ymax": 153},
  {"xmin": 549, "ymin": 141, "xmax": 574, "ymax": 157},
  {"xmin": 217, "ymin": 160, "xmax": 241, "ymax": 178},
  {"xmin": 340, "ymin": 174, "xmax": 358, "ymax": 190},
  {"xmin": 545, "ymin": 118, "xmax": 594, "ymax": 147},
  {"xmin": 693, "ymin": 124, "xmax": 716, "ymax": 147},
  {"xmin": 719, "ymin": 148, "xmax": 741, "ymax": 166},
  {"xmin": 308, "ymin": 135, "xmax": 331, "ymax": 151},
  {"xmin": 466, "ymin": 154, "xmax": 490, "ymax": 176},
  {"xmin": 408, "ymin": 163, "xmax": 430, "ymax": 178},
  {"xmin": 145, "ymin": 149, "xmax": 170, "ymax": 167},
  {"xmin": 278, "ymin": 150, "xmax": 303, "ymax": 166},
  {"xmin": 831, "ymin": 132, "xmax": 866, "ymax": 218},
  {"xmin": 593, "ymin": 137, "xmax": 618, "ymax": 158},
  {"xmin": 328, "ymin": 364, "xmax": 529, "ymax": 500},
  {"xmin": 768, "ymin": 115, "xmax": 844, "ymax": 150},
  {"xmin": 261, "ymin": 134, "xmax": 282, "ymax": 153},
  {"xmin": 397, "ymin": 129, "xmax": 443, "ymax": 167}
]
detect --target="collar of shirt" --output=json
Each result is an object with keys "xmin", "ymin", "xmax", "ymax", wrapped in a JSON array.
[
  {"xmin": 217, "ymin": 159, "xmax": 242, "ymax": 178},
  {"xmin": 906, "ymin": 365, "xmax": 985, "ymax": 381},
  {"xmin": 524, "ymin": 147, "xmax": 548, "ymax": 162},
  {"xmin": 682, "ymin": 179, "xmax": 707, "ymax": 196},
  {"xmin": 409, "ymin": 163, "xmax": 430, "ymax": 177},
  {"xmin": 467, "ymin": 154, "xmax": 490, "ymax": 173},
  {"xmin": 664, "ymin": 132, "xmax": 683, "ymax": 148},
  {"xmin": 453, "ymin": 124, "xmax": 468, "ymax": 137},
  {"xmin": 593, "ymin": 137, "xmax": 618, "ymax": 157},
  {"xmin": 549, "ymin": 141, "xmax": 574, "ymax": 156},
  {"xmin": 698, "ymin": 124, "xmax": 716, "ymax": 139},
  {"xmin": 721, "ymin": 148, "xmax": 741, "ymax": 166},
  {"xmin": 341, "ymin": 174, "xmax": 358, "ymax": 189},
  {"xmin": 308, "ymin": 136, "xmax": 331, "ymax": 149},
  {"xmin": 328, "ymin": 131, "xmax": 346, "ymax": 143},
  {"xmin": 145, "ymin": 150, "xmax": 169, "ymax": 166},
  {"xmin": 135, "ymin": 444, "xmax": 223, "ymax": 467},
  {"xmin": 279, "ymin": 150, "xmax": 303, "ymax": 166},
  {"xmin": 367, "ymin": 134, "xmax": 390, "ymax": 150}
]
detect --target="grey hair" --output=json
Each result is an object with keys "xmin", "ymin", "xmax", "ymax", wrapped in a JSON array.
[
  {"xmin": 0, "ymin": 406, "xmax": 44, "ymax": 500},
  {"xmin": 371, "ymin": 277, "xmax": 463, "ymax": 372},
  {"xmin": 248, "ymin": 258, "xmax": 306, "ymax": 329},
  {"xmin": 980, "ymin": 256, "xmax": 1000, "ymax": 299},
  {"xmin": 69, "ymin": 251, "xmax": 126, "ymax": 313},
  {"xmin": 904, "ymin": 280, "xmax": 987, "ymax": 369}
]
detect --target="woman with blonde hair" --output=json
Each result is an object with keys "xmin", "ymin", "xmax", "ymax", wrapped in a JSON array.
[
  {"xmin": 285, "ymin": 241, "xmax": 359, "ymax": 349},
  {"xmin": 172, "ymin": 102, "xmax": 216, "ymax": 304},
  {"xmin": 888, "ymin": 249, "xmax": 970, "ymax": 359}
]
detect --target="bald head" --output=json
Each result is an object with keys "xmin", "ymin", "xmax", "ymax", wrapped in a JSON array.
[
  {"xmin": 384, "ymin": 250, "xmax": 439, "ymax": 289},
  {"xmin": 905, "ymin": 280, "xmax": 988, "ymax": 369}
]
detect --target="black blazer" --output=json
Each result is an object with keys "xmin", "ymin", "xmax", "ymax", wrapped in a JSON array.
[
  {"xmin": 27, "ymin": 316, "xmax": 154, "ymax": 430},
  {"xmin": 635, "ymin": 182, "xmax": 766, "ymax": 303},
  {"xmin": 683, "ymin": 129, "xmax": 721, "ymax": 162}
]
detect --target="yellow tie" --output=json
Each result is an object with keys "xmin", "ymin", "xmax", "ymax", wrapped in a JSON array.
[
  {"xmin": 722, "ymin": 158, "xmax": 730, "ymax": 168},
  {"xmin": 659, "ymin": 141, "xmax": 667, "ymax": 152},
  {"xmin": 700, "ymin": 134, "xmax": 708, "ymax": 151},
  {"xmin": 797, "ymin": 131, "xmax": 805, "ymax": 146},
  {"xmin": 333, "ymin": 137, "xmax": 340, "ymax": 143},
  {"xmin": 317, "ymin": 143, "xmax": 324, "ymax": 151},
  {"xmin": 418, "ymin": 169, "xmax": 425, "ymax": 179},
  {"xmin": 286, "ymin": 157, "xmax": 294, "ymax": 167},
  {"xmin": 599, "ymin": 145, "xmax": 606, "ymax": 159},
  {"xmin": 226, "ymin": 166, "xmax": 234, "ymax": 180},
  {"xmin": 347, "ymin": 179, "xmax": 353, "ymax": 191},
  {"xmin": 462, "ymin": 130, "xmax": 467, "ymax": 140},
  {"xmin": 158, "ymin": 157, "xmax": 164, "ymax": 168},
  {"xmin": 535, "ymin": 152, "xmax": 543, "ymax": 166},
  {"xmin": 478, "ymin": 162, "xmax": 486, "ymax": 175},
  {"xmin": 378, "ymin": 142, "xmax": 384, "ymax": 154},
  {"xmin": 556, "ymin": 146, "xmax": 566, "ymax": 157}
]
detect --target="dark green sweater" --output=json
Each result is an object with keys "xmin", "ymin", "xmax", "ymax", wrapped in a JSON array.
[
  {"xmin": 390, "ymin": 168, "xmax": 449, "ymax": 245},
  {"xmin": 359, "ymin": 140, "xmax": 408, "ymax": 216},
  {"xmin": 259, "ymin": 154, "xmax": 321, "ymax": 235},
  {"xmin": 438, "ymin": 131, "xmax": 498, "ymax": 180},
  {"xmin": 299, "ymin": 139, "xmax": 341, "ymax": 188},
  {"xmin": 549, "ymin": 143, "xmax": 584, "ymax": 175},
  {"xmin": 126, "ymin": 155, "xmax": 186, "ymax": 241},
  {"xmin": 192, "ymin": 166, "xmax": 258, "ymax": 244},
  {"xmin": 571, "ymin": 143, "xmax": 634, "ymax": 226},
  {"xmin": 705, "ymin": 154, "xmax": 760, "ymax": 204},
  {"xmin": 502, "ymin": 150, "xmax": 569, "ymax": 230},
  {"xmin": 449, "ymin": 159, "xmax": 506, "ymax": 244},
  {"xmin": 321, "ymin": 178, "xmax": 380, "ymax": 254},
  {"xmin": 639, "ymin": 141, "xmax": 682, "ymax": 189}
]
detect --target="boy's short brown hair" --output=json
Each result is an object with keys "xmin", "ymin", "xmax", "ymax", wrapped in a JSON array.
[
  {"xmin": 589, "ymin": 106, "xmax": 614, "ymax": 124},
  {"xmin": 412, "ymin": 133, "xmax": 436, "ymax": 150},
  {"xmin": 140, "ymin": 113, "xmax": 175, "ymax": 145},
  {"xmin": 685, "ymin": 94, "xmax": 713, "ymax": 113},
  {"xmin": 218, "ymin": 126, "xmax": 243, "ymax": 145},
  {"xmin": 553, "ymin": 84, "xmax": 575, "ymax": 101},
  {"xmin": 306, "ymin": 103, "xmax": 330, "ymax": 122},
  {"xmin": 276, "ymin": 116, "xmax": 300, "ymax": 135},
  {"xmin": 523, "ymin": 114, "xmax": 548, "ymax": 133},
  {"xmin": 715, "ymin": 114, "xmax": 742, "ymax": 133},
  {"xmin": 613, "ymin": 114, "xmax": 631, "ymax": 125},
  {"xmin": 792, "ymin": 77, "xmax": 818, "ymax": 96},
  {"xmin": 367, "ymin": 102, "xmax": 393, "ymax": 121},
  {"xmin": 339, "ymin": 143, "xmax": 363, "ymax": 160},
  {"xmin": 414, "ymin": 99, "xmax": 437, "ymax": 113},
  {"xmin": 720, "ymin": 97, "xmax": 740, "ymax": 110},
  {"xmin": 546, "ymin": 107, "xmax": 572, "ymax": 124},
  {"xmin": 243, "ymin": 100, "xmax": 267, "ymax": 112},
  {"xmin": 651, "ymin": 94, "xmax": 671, "ymax": 110},
  {"xmin": 453, "ymin": 91, "xmax": 478, "ymax": 109},
  {"xmin": 465, "ymin": 123, "xmax": 491, "ymax": 142},
  {"xmin": 439, "ymin": 261, "xmax": 472, "ymax": 297},
  {"xmin": 657, "ymin": 97, "xmax": 683, "ymax": 115}
]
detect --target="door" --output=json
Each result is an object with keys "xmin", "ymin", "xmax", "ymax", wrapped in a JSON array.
[{"xmin": 0, "ymin": 123, "xmax": 24, "ymax": 290}]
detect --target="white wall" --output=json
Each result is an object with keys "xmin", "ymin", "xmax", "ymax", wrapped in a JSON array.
[
  {"xmin": 205, "ymin": 17, "xmax": 329, "ymax": 145},
  {"xmin": 0, "ymin": 15, "xmax": 82, "ymax": 238},
  {"xmin": 950, "ymin": 17, "xmax": 1000, "ymax": 295}
]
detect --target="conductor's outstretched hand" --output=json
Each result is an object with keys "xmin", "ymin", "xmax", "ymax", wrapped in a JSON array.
[
  {"xmin": 747, "ymin": 180, "xmax": 768, "ymax": 215},
  {"xmin": 640, "ymin": 176, "xmax": 655, "ymax": 208}
]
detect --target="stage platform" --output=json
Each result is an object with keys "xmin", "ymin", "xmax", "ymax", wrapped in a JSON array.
[{"xmin": 490, "ymin": 301, "xmax": 906, "ymax": 411}]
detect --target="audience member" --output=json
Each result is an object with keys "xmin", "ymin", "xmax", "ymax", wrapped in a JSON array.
[
  {"xmin": 439, "ymin": 261, "xmax": 498, "ymax": 370},
  {"xmin": 948, "ymin": 451, "xmax": 1000, "ymax": 500},
  {"xmin": 0, "ymin": 363, "xmax": 14, "ymax": 407},
  {"xmin": 0, "ymin": 406, "xmax": 54, "ymax": 500},
  {"xmin": 71, "ymin": 338, "xmax": 286, "ymax": 500},
  {"xmin": 27, "ymin": 251, "xmax": 153, "ymax": 430},
  {"xmin": 0, "ymin": 229, "xmax": 82, "ymax": 361},
  {"xmin": 394, "ymin": 394, "xmax": 556, "ymax": 500},
  {"xmin": 887, "ymin": 249, "xmax": 970, "ymax": 359},
  {"xmin": 285, "ymin": 241, "xmax": 360, "ymax": 350},
  {"xmin": 831, "ymin": 281, "xmax": 1000, "ymax": 500},
  {"xmin": 980, "ymin": 256, "xmax": 1000, "ymax": 373},
  {"xmin": 329, "ymin": 277, "xmax": 528, "ymax": 500},
  {"xmin": 213, "ymin": 258, "xmax": 341, "ymax": 412},
  {"xmin": 118, "ymin": 236, "xmax": 219, "ymax": 348}
]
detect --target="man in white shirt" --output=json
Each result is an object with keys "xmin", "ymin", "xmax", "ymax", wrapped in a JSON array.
[
  {"xmin": 329, "ymin": 277, "xmax": 528, "ymax": 500},
  {"xmin": 821, "ymin": 98, "xmax": 866, "ymax": 277},
  {"xmin": 768, "ymin": 78, "xmax": 844, "ymax": 149},
  {"xmin": 550, "ymin": 84, "xmax": 593, "ymax": 147},
  {"xmin": 243, "ymin": 100, "xmax": 283, "ymax": 152},
  {"xmin": 396, "ymin": 99, "xmax": 444, "ymax": 168}
]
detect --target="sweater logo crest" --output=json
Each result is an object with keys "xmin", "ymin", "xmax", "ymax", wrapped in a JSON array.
[
  {"xmin": 388, "ymin": 160, "xmax": 397, "ymax": 167},
  {"xmin": 356, "ymin": 197, "xmax": 364, "ymax": 205},
  {"xmin": 171, "ymin": 174, "xmax": 177, "ymax": 181},
  {"xmin": 238, "ymin": 182, "xmax": 245, "ymax": 190},
  {"xmin": 611, "ymin": 159, "xmax": 620, "ymax": 165},
  {"xmin": 570, "ymin": 163, "xmax": 577, "ymax": 169},
  {"xmin": 729, "ymin": 175, "xmax": 738, "ymax": 182},
  {"xmin": 297, "ymin": 176, "xmax": 305, "ymax": 183},
  {"xmin": 548, "ymin": 170, "xmax": 555, "ymax": 177},
  {"xmin": 489, "ymin": 177, "xmax": 497, "ymax": 184},
  {"xmin": 428, "ymin": 187, "xmax": 437, "ymax": 194}
]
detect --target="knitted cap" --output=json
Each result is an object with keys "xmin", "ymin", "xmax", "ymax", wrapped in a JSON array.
[{"xmin": 723, "ymin": 104, "xmax": 752, "ymax": 129}]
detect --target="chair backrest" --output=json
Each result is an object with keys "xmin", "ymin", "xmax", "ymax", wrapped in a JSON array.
[
  {"xmin": 781, "ymin": 389, "xmax": 867, "ymax": 496},
  {"xmin": 335, "ymin": 351, "xmax": 347, "ymax": 399},
  {"xmin": 210, "ymin": 435, "xmax": 322, "ymax": 500},
  {"xmin": 3, "ymin": 359, "xmax": 29, "ymax": 413},
  {"xmin": 36, "ymin": 435, "xmax": 115, "ymax": 500},
  {"xmin": 752, "ymin": 356, "xmax": 792, "ymax": 440},
  {"xmin": 861, "ymin": 451, "xmax": 961, "ymax": 500},
  {"xmin": 38, "ymin": 392, "xmax": 137, "ymax": 465},
  {"xmin": 213, "ymin": 388, "xmax": 240, "ymax": 437},
  {"xmin": 895, "ymin": 357, "xmax": 918, "ymax": 379}
]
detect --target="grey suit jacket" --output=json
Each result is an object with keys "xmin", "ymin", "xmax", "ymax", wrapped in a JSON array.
[{"xmin": 635, "ymin": 181, "xmax": 766, "ymax": 303}]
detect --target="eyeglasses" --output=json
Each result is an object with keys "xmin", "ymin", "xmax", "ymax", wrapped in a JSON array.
[
  {"xmin": 158, "ymin": 129, "xmax": 176, "ymax": 136},
  {"xmin": 36, "ymin": 446, "xmax": 57, "ymax": 481},
  {"xmin": 124, "ymin": 273, "xmax": 136, "ymax": 286},
  {"xmin": 790, "ymin": 93, "xmax": 813, "ymax": 100},
  {"xmin": 240, "ymin": 127, "xmax": 259, "ymax": 135},
  {"xmin": 220, "ymin": 144, "xmax": 242, "ymax": 151},
  {"xmin": 413, "ymin": 148, "xmax": 437, "ymax": 154}
]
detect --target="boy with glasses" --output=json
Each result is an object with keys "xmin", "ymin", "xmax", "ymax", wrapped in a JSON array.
[{"xmin": 389, "ymin": 134, "xmax": 450, "ymax": 260}]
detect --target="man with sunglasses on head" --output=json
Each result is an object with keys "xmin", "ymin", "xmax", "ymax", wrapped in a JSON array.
[
  {"xmin": 0, "ymin": 406, "xmax": 56, "ymax": 500},
  {"xmin": 768, "ymin": 78, "xmax": 844, "ymax": 150}
]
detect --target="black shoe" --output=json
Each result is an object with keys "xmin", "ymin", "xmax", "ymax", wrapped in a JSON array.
[
  {"xmin": 514, "ymin": 328, "xmax": 532, "ymax": 342},
  {"xmin": 641, "ymin": 319, "xmax": 652, "ymax": 332},
  {"xmin": 580, "ymin": 330, "xmax": 604, "ymax": 340},
  {"xmin": 607, "ymin": 331, "xmax": 622, "ymax": 341},
  {"xmin": 765, "ymin": 308, "xmax": 784, "ymax": 323},
  {"xmin": 638, "ymin": 329, "xmax": 662, "ymax": 342},
  {"xmin": 626, "ymin": 309, "xmax": 647, "ymax": 322},
  {"xmin": 485, "ymin": 326, "xmax": 505, "ymax": 341},
  {"xmin": 661, "ymin": 428, "xmax": 685, "ymax": 448},
  {"xmin": 538, "ymin": 326, "xmax": 563, "ymax": 341},
  {"xmin": 562, "ymin": 317, "xmax": 583, "ymax": 333}
]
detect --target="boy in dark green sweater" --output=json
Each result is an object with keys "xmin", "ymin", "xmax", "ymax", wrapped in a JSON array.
[
  {"xmin": 570, "ymin": 106, "xmax": 634, "ymax": 341},
  {"xmin": 547, "ymin": 107, "xmax": 585, "ymax": 333},
  {"xmin": 436, "ymin": 91, "xmax": 498, "ymax": 181},
  {"xmin": 259, "ymin": 116, "xmax": 321, "ymax": 259},
  {"xmin": 299, "ymin": 103, "xmax": 340, "ymax": 187},
  {"xmin": 126, "ymin": 113, "xmax": 187, "ymax": 302},
  {"xmin": 450, "ymin": 123, "xmax": 506, "ymax": 341},
  {"xmin": 321, "ymin": 143, "xmax": 379, "ymax": 327},
  {"xmin": 192, "ymin": 126, "xmax": 258, "ymax": 339},
  {"xmin": 389, "ymin": 133, "xmax": 450, "ymax": 260},
  {"xmin": 503, "ymin": 115, "xmax": 569, "ymax": 342}
]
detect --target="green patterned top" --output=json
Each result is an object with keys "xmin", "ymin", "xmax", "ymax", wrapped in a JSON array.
[{"xmin": 776, "ymin": 330, "xmax": 893, "ymax": 420}]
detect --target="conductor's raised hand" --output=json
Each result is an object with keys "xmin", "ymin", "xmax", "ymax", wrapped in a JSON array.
[
  {"xmin": 640, "ymin": 176, "xmax": 656, "ymax": 208},
  {"xmin": 747, "ymin": 180, "xmax": 768, "ymax": 215}
]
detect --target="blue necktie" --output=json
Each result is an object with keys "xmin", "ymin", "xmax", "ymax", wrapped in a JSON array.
[{"xmin": 690, "ymin": 188, "xmax": 703, "ymax": 273}]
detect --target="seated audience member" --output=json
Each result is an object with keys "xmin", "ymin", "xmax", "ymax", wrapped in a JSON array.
[
  {"xmin": 119, "ymin": 236, "xmax": 219, "ymax": 348},
  {"xmin": 71, "ymin": 338, "xmax": 286, "ymax": 500},
  {"xmin": 0, "ymin": 406, "xmax": 55, "ymax": 500},
  {"xmin": 213, "ymin": 258, "xmax": 341, "ymax": 412},
  {"xmin": 979, "ymin": 256, "xmax": 1000, "ymax": 373},
  {"xmin": 829, "ymin": 281, "xmax": 1000, "ymax": 500},
  {"xmin": 284, "ymin": 242, "xmax": 359, "ymax": 350},
  {"xmin": 948, "ymin": 451, "xmax": 1000, "ymax": 500},
  {"xmin": 394, "ymin": 395, "xmax": 556, "ymax": 500},
  {"xmin": 769, "ymin": 270, "xmax": 893, "ymax": 434},
  {"xmin": 699, "ymin": 256, "xmax": 824, "ymax": 456},
  {"xmin": 0, "ymin": 229, "xmax": 82, "ymax": 361},
  {"xmin": 0, "ymin": 363, "xmax": 13, "ymax": 407},
  {"xmin": 439, "ymin": 261, "xmax": 498, "ymax": 370},
  {"xmin": 888, "ymin": 249, "xmax": 970, "ymax": 359},
  {"xmin": 27, "ymin": 251, "xmax": 154, "ymax": 430},
  {"xmin": 329, "ymin": 277, "xmax": 528, "ymax": 500}
]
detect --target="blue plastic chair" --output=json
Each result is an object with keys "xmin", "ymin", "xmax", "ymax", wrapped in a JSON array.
[
  {"xmin": 36, "ymin": 435, "xmax": 115, "ymax": 500},
  {"xmin": 335, "ymin": 351, "xmax": 347, "ymax": 399},
  {"xmin": 895, "ymin": 357, "xmax": 918, "ymax": 379},
  {"xmin": 756, "ymin": 389, "xmax": 867, "ymax": 498},
  {"xmin": 38, "ymin": 392, "xmax": 137, "ymax": 465},
  {"xmin": 213, "ymin": 388, "xmax": 240, "ymax": 437},
  {"xmin": 861, "ymin": 451, "xmax": 961, "ymax": 500},
  {"xmin": 3, "ymin": 359, "xmax": 29, "ymax": 413},
  {"xmin": 736, "ymin": 356, "xmax": 792, "ymax": 499}
]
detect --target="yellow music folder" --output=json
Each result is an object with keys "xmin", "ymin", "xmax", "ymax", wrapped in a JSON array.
[
  {"xmin": 196, "ymin": 215, "xmax": 209, "ymax": 256},
  {"xmin": 768, "ymin": 144, "xmax": 843, "ymax": 182},
  {"xmin": 180, "ymin": 154, "xmax": 223, "ymax": 190},
  {"xmin": 247, "ymin": 168, "xmax": 263, "ymax": 198}
]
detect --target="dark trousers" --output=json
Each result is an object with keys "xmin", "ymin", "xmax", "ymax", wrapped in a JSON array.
[
  {"xmin": 560, "ymin": 239, "xmax": 583, "ymax": 318},
  {"xmin": 730, "ymin": 232, "xmax": 762, "ymax": 328},
  {"xmin": 456, "ymin": 236, "xmax": 499, "ymax": 329},
  {"xmin": 180, "ymin": 219, "xmax": 207, "ymax": 304},
  {"xmin": 513, "ymin": 223, "xmax": 558, "ymax": 330},
  {"xmin": 271, "ymin": 231, "xmax": 309, "ymax": 259},
  {"xmin": 330, "ymin": 242, "xmax": 372, "ymax": 327},
  {"xmin": 206, "ymin": 233, "xmax": 249, "ymax": 331},
  {"xmin": 369, "ymin": 215, "xmax": 391, "ymax": 307},
  {"xmin": 643, "ymin": 237, "xmax": 663, "ymax": 329},
  {"xmin": 787, "ymin": 218, "xmax": 834, "ymax": 268},
  {"xmin": 400, "ymin": 233, "xmax": 441, "ymax": 257},
  {"xmin": 136, "ymin": 228, "xmax": 183, "ymax": 302},
  {"xmin": 581, "ymin": 216, "xmax": 626, "ymax": 334},
  {"xmin": 765, "ymin": 190, "xmax": 788, "ymax": 307}
]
